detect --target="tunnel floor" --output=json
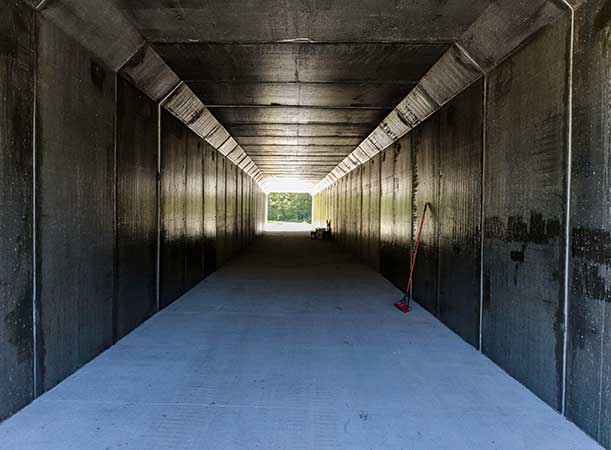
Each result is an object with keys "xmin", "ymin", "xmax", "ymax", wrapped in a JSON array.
[{"xmin": 0, "ymin": 232, "xmax": 602, "ymax": 450}]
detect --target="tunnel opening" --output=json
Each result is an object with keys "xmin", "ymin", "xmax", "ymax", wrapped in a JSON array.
[
  {"xmin": 1, "ymin": 1, "xmax": 611, "ymax": 449},
  {"xmin": 266, "ymin": 192, "xmax": 313, "ymax": 232}
]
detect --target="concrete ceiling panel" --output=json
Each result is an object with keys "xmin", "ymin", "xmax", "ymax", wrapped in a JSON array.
[
  {"xmin": 116, "ymin": 0, "xmax": 493, "ymax": 43},
  {"xmin": 153, "ymin": 43, "xmax": 448, "ymax": 84}
]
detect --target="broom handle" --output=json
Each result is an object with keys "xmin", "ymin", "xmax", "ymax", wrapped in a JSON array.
[{"xmin": 405, "ymin": 202, "xmax": 430, "ymax": 295}]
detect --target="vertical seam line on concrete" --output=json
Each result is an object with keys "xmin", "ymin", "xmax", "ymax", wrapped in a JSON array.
[
  {"xmin": 453, "ymin": 42, "xmax": 487, "ymax": 351},
  {"xmin": 31, "ymin": 15, "xmax": 38, "ymax": 397},
  {"xmin": 156, "ymin": 107, "xmax": 162, "ymax": 312},
  {"xmin": 436, "ymin": 122, "xmax": 442, "ymax": 316},
  {"xmin": 560, "ymin": 0, "xmax": 574, "ymax": 417},
  {"xmin": 409, "ymin": 135, "xmax": 414, "ymax": 300},
  {"xmin": 112, "ymin": 72, "xmax": 118, "ymax": 342},
  {"xmin": 479, "ymin": 75, "xmax": 487, "ymax": 352}
]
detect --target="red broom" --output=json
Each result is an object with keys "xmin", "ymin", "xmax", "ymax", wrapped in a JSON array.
[{"xmin": 394, "ymin": 202, "xmax": 431, "ymax": 313}]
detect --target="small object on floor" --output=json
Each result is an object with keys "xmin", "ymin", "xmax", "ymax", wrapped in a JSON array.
[
  {"xmin": 311, "ymin": 227, "xmax": 328, "ymax": 239},
  {"xmin": 395, "ymin": 202, "xmax": 431, "ymax": 314},
  {"xmin": 394, "ymin": 294, "xmax": 410, "ymax": 313}
]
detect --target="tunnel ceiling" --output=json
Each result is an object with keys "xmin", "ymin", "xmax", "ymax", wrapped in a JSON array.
[
  {"xmin": 33, "ymin": 0, "xmax": 567, "ymax": 192},
  {"xmin": 113, "ymin": 0, "xmax": 492, "ymax": 190},
  {"xmin": 152, "ymin": 42, "xmax": 449, "ymax": 185},
  {"xmin": 115, "ymin": 1, "xmax": 493, "ymax": 43}
]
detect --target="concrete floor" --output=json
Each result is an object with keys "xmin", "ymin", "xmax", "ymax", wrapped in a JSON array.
[{"xmin": 0, "ymin": 232, "xmax": 602, "ymax": 450}]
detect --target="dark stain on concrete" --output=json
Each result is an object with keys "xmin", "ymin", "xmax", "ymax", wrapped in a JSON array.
[
  {"xmin": 529, "ymin": 212, "xmax": 547, "ymax": 244},
  {"xmin": 485, "ymin": 212, "xmax": 562, "ymax": 244},
  {"xmin": 484, "ymin": 216, "xmax": 504, "ymax": 240},
  {"xmin": 545, "ymin": 218, "xmax": 562, "ymax": 240},
  {"xmin": 483, "ymin": 272, "xmax": 491, "ymax": 309},
  {"xmin": 510, "ymin": 244, "xmax": 526, "ymax": 263},
  {"xmin": 572, "ymin": 227, "xmax": 611, "ymax": 267},
  {"xmin": 90, "ymin": 61, "xmax": 106, "ymax": 90},
  {"xmin": 513, "ymin": 263, "xmax": 520, "ymax": 286},
  {"xmin": 507, "ymin": 215, "xmax": 529, "ymax": 242},
  {"xmin": 573, "ymin": 262, "xmax": 611, "ymax": 303}
]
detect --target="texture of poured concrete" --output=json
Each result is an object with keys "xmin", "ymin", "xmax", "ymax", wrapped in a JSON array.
[{"xmin": 0, "ymin": 232, "xmax": 602, "ymax": 450}]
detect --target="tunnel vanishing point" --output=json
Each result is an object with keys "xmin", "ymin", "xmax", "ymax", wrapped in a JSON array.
[{"xmin": 2, "ymin": 1, "xmax": 611, "ymax": 449}]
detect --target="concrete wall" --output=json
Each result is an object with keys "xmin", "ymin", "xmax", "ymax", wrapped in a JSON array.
[
  {"xmin": 483, "ymin": 17, "xmax": 569, "ymax": 411},
  {"xmin": 437, "ymin": 82, "xmax": 482, "ymax": 347},
  {"xmin": 0, "ymin": 0, "xmax": 35, "ymax": 421},
  {"xmin": 115, "ymin": 76, "xmax": 158, "ymax": 340},
  {"xmin": 133, "ymin": 93, "xmax": 266, "ymax": 312},
  {"xmin": 36, "ymin": 15, "xmax": 116, "ymax": 393},
  {"xmin": 159, "ymin": 111, "xmax": 189, "ymax": 308},
  {"xmin": 0, "ymin": 0, "xmax": 265, "ymax": 422},
  {"xmin": 314, "ymin": 11, "xmax": 611, "ymax": 449},
  {"xmin": 567, "ymin": 1, "xmax": 611, "ymax": 446},
  {"xmin": 203, "ymin": 140, "xmax": 217, "ymax": 276},
  {"xmin": 216, "ymin": 155, "xmax": 227, "ymax": 265},
  {"xmin": 160, "ymin": 109, "xmax": 262, "ymax": 308}
]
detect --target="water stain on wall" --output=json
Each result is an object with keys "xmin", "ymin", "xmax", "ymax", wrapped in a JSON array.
[{"xmin": 572, "ymin": 227, "xmax": 611, "ymax": 267}]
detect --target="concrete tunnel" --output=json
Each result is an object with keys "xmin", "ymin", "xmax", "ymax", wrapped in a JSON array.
[{"xmin": 1, "ymin": 0, "xmax": 611, "ymax": 448}]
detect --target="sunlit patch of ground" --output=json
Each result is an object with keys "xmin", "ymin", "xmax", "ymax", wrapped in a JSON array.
[{"xmin": 265, "ymin": 221, "xmax": 312, "ymax": 232}]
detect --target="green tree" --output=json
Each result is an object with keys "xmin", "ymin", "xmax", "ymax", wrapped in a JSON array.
[{"xmin": 267, "ymin": 192, "xmax": 312, "ymax": 223}]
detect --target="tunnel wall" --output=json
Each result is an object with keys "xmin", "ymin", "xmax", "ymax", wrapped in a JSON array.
[
  {"xmin": 0, "ymin": 0, "xmax": 35, "ymax": 421},
  {"xmin": 203, "ymin": 140, "xmax": 218, "ymax": 276},
  {"xmin": 216, "ymin": 155, "xmax": 227, "ymax": 265},
  {"xmin": 159, "ymin": 111, "xmax": 189, "ymax": 309},
  {"xmin": 115, "ymin": 76, "xmax": 158, "ymax": 340},
  {"xmin": 314, "ymin": 12, "xmax": 611, "ymax": 444},
  {"xmin": 566, "ymin": 1, "xmax": 611, "ymax": 447},
  {"xmin": 437, "ymin": 81, "xmax": 483, "ymax": 349},
  {"xmin": 159, "ymin": 110, "xmax": 263, "ymax": 309},
  {"xmin": 36, "ymin": 14, "xmax": 116, "ymax": 393},
  {"xmin": 411, "ymin": 117, "xmax": 440, "ymax": 316},
  {"xmin": 0, "ymin": 1, "xmax": 265, "ymax": 422},
  {"xmin": 483, "ymin": 17, "xmax": 569, "ymax": 411}
]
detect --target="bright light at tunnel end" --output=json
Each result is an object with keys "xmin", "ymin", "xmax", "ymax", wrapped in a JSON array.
[{"xmin": 261, "ymin": 178, "xmax": 316, "ymax": 194}]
